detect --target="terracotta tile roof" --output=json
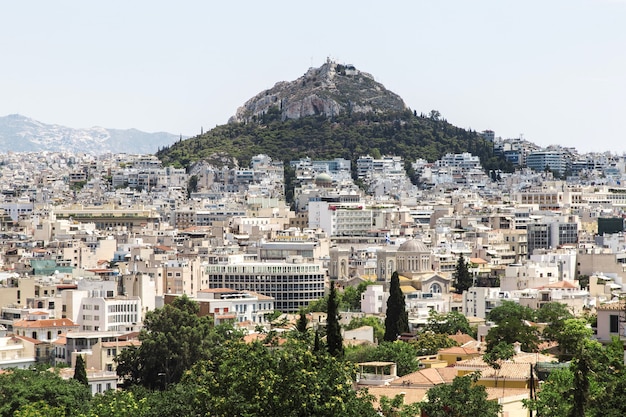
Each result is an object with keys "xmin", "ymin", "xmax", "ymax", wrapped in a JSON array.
[
  {"xmin": 118, "ymin": 331, "xmax": 141, "ymax": 341},
  {"xmin": 447, "ymin": 332, "xmax": 476, "ymax": 346},
  {"xmin": 13, "ymin": 318, "xmax": 78, "ymax": 329},
  {"xmin": 469, "ymin": 257, "xmax": 488, "ymax": 264},
  {"xmin": 400, "ymin": 285, "xmax": 418, "ymax": 294},
  {"xmin": 438, "ymin": 346, "xmax": 480, "ymax": 356},
  {"xmin": 485, "ymin": 387, "xmax": 530, "ymax": 401},
  {"xmin": 101, "ymin": 340, "xmax": 140, "ymax": 348},
  {"xmin": 456, "ymin": 351, "xmax": 556, "ymax": 368},
  {"xmin": 53, "ymin": 336, "xmax": 67, "ymax": 346},
  {"xmin": 365, "ymin": 386, "xmax": 429, "ymax": 408},
  {"xmin": 13, "ymin": 335, "xmax": 42, "ymax": 345},
  {"xmin": 391, "ymin": 367, "xmax": 457, "ymax": 387},
  {"xmin": 536, "ymin": 280, "xmax": 579, "ymax": 289},
  {"xmin": 479, "ymin": 362, "xmax": 534, "ymax": 380},
  {"xmin": 597, "ymin": 301, "xmax": 626, "ymax": 311}
]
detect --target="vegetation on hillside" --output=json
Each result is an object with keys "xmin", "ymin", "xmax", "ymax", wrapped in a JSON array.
[{"xmin": 156, "ymin": 110, "xmax": 512, "ymax": 177}]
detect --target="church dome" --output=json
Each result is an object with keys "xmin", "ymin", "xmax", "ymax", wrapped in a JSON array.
[
  {"xmin": 315, "ymin": 172, "xmax": 333, "ymax": 186},
  {"xmin": 397, "ymin": 239, "xmax": 428, "ymax": 253}
]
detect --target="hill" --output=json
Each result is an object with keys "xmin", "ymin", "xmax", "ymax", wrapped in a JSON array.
[
  {"xmin": 229, "ymin": 59, "xmax": 406, "ymax": 123},
  {"xmin": 157, "ymin": 62, "xmax": 511, "ymax": 175},
  {"xmin": 0, "ymin": 114, "xmax": 180, "ymax": 154}
]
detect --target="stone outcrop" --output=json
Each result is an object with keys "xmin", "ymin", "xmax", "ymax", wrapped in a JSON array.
[{"xmin": 229, "ymin": 59, "xmax": 407, "ymax": 123}]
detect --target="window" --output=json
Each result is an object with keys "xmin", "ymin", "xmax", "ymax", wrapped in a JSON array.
[
  {"xmin": 430, "ymin": 283, "xmax": 442, "ymax": 294},
  {"xmin": 610, "ymin": 315, "xmax": 619, "ymax": 333}
]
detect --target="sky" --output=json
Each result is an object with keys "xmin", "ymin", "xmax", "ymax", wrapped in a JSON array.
[{"xmin": 1, "ymin": 0, "xmax": 626, "ymax": 154}]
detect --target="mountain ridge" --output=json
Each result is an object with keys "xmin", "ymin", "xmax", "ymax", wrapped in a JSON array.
[{"xmin": 0, "ymin": 114, "xmax": 180, "ymax": 154}]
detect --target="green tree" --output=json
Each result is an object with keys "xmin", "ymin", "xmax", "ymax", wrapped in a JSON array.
[
  {"xmin": 73, "ymin": 354, "xmax": 89, "ymax": 386},
  {"xmin": 453, "ymin": 253, "xmax": 472, "ymax": 294},
  {"xmin": 345, "ymin": 341, "xmax": 421, "ymax": 377},
  {"xmin": 179, "ymin": 340, "xmax": 379, "ymax": 417},
  {"xmin": 0, "ymin": 368, "xmax": 91, "ymax": 417},
  {"xmin": 487, "ymin": 300, "xmax": 536, "ymax": 324},
  {"xmin": 419, "ymin": 374, "xmax": 501, "ymax": 417},
  {"xmin": 485, "ymin": 300, "xmax": 540, "ymax": 352},
  {"xmin": 341, "ymin": 281, "xmax": 374, "ymax": 311},
  {"xmin": 537, "ymin": 302, "xmax": 574, "ymax": 343},
  {"xmin": 186, "ymin": 175, "xmax": 198, "ymax": 197},
  {"xmin": 326, "ymin": 281, "xmax": 343, "ymax": 357},
  {"xmin": 424, "ymin": 310, "xmax": 473, "ymax": 336},
  {"xmin": 14, "ymin": 402, "xmax": 65, "ymax": 417},
  {"xmin": 483, "ymin": 341, "xmax": 515, "ymax": 387},
  {"xmin": 345, "ymin": 316, "xmax": 385, "ymax": 344},
  {"xmin": 296, "ymin": 309, "xmax": 308, "ymax": 334},
  {"xmin": 554, "ymin": 318, "xmax": 593, "ymax": 361},
  {"xmin": 410, "ymin": 332, "xmax": 458, "ymax": 356},
  {"xmin": 80, "ymin": 390, "xmax": 152, "ymax": 417},
  {"xmin": 384, "ymin": 271, "xmax": 409, "ymax": 341},
  {"xmin": 524, "ymin": 333, "xmax": 626, "ymax": 417},
  {"xmin": 485, "ymin": 318, "xmax": 540, "ymax": 353},
  {"xmin": 524, "ymin": 368, "xmax": 575, "ymax": 417},
  {"xmin": 115, "ymin": 295, "xmax": 221, "ymax": 389}
]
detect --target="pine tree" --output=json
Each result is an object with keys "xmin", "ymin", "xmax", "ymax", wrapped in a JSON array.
[
  {"xmin": 384, "ymin": 271, "xmax": 409, "ymax": 341},
  {"xmin": 326, "ymin": 281, "xmax": 343, "ymax": 357},
  {"xmin": 73, "ymin": 354, "xmax": 88, "ymax": 386},
  {"xmin": 453, "ymin": 253, "xmax": 473, "ymax": 294}
]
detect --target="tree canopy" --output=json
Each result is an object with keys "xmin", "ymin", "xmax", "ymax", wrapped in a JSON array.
[
  {"xmin": 115, "ymin": 295, "xmax": 234, "ymax": 389},
  {"xmin": 452, "ymin": 253, "xmax": 472, "ymax": 294},
  {"xmin": 326, "ymin": 281, "xmax": 343, "ymax": 357},
  {"xmin": 384, "ymin": 271, "xmax": 409, "ymax": 341},
  {"xmin": 419, "ymin": 374, "xmax": 501, "ymax": 417},
  {"xmin": 0, "ymin": 368, "xmax": 91, "ymax": 417},
  {"xmin": 424, "ymin": 310, "xmax": 474, "ymax": 337},
  {"xmin": 156, "ymin": 111, "xmax": 512, "ymax": 178}
]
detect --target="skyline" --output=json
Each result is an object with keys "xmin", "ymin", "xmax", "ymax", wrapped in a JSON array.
[{"xmin": 2, "ymin": 1, "xmax": 626, "ymax": 154}]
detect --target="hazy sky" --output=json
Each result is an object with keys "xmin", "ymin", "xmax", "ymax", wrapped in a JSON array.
[{"xmin": 2, "ymin": 0, "xmax": 625, "ymax": 153}]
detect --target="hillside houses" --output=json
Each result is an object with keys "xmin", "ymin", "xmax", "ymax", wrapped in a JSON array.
[{"xmin": 1, "ymin": 146, "xmax": 626, "ymax": 406}]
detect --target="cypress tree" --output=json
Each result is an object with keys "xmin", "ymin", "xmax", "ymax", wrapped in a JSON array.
[
  {"xmin": 453, "ymin": 253, "xmax": 472, "ymax": 294},
  {"xmin": 73, "ymin": 354, "xmax": 88, "ymax": 386},
  {"xmin": 313, "ymin": 329, "xmax": 321, "ymax": 352},
  {"xmin": 326, "ymin": 281, "xmax": 343, "ymax": 357},
  {"xmin": 296, "ymin": 309, "xmax": 308, "ymax": 334},
  {"xmin": 384, "ymin": 271, "xmax": 409, "ymax": 341}
]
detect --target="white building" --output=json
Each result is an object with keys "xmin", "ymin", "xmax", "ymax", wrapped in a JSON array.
[
  {"xmin": 361, "ymin": 284, "xmax": 387, "ymax": 314},
  {"xmin": 308, "ymin": 201, "xmax": 372, "ymax": 237},
  {"xmin": 500, "ymin": 262, "xmax": 560, "ymax": 292},
  {"xmin": 462, "ymin": 287, "xmax": 514, "ymax": 319},
  {"xmin": 195, "ymin": 288, "xmax": 275, "ymax": 324},
  {"xmin": 204, "ymin": 256, "xmax": 326, "ymax": 312}
]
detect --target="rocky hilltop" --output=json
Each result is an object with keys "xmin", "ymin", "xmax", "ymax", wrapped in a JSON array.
[
  {"xmin": 229, "ymin": 59, "xmax": 407, "ymax": 123},
  {"xmin": 0, "ymin": 114, "xmax": 180, "ymax": 154}
]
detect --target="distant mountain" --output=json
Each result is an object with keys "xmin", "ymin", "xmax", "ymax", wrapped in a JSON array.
[{"xmin": 0, "ymin": 114, "xmax": 180, "ymax": 154}]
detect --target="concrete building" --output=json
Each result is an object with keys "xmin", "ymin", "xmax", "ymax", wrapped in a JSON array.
[
  {"xmin": 204, "ymin": 256, "xmax": 326, "ymax": 312},
  {"xmin": 462, "ymin": 287, "xmax": 513, "ymax": 319}
]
